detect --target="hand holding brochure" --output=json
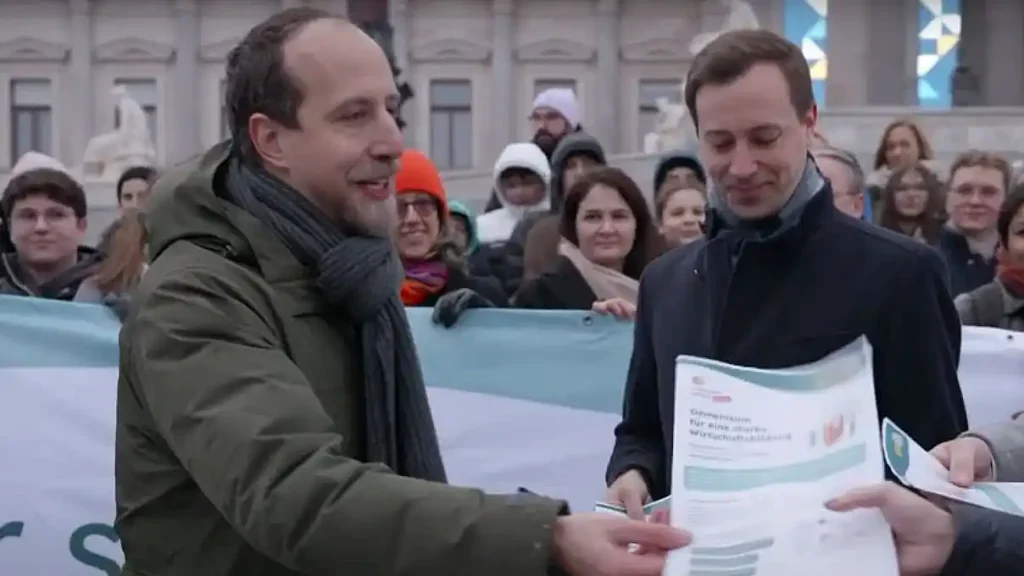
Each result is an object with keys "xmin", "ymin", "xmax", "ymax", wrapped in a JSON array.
[
  {"xmin": 882, "ymin": 418, "xmax": 1024, "ymax": 516},
  {"xmin": 664, "ymin": 337, "xmax": 899, "ymax": 576},
  {"xmin": 594, "ymin": 495, "xmax": 672, "ymax": 517}
]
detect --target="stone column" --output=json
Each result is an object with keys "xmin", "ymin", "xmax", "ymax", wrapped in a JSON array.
[
  {"xmin": 389, "ymin": 0, "xmax": 414, "ymax": 145},
  {"xmin": 173, "ymin": 0, "xmax": 201, "ymax": 164},
  {"xmin": 69, "ymin": 0, "xmax": 93, "ymax": 164},
  {"xmin": 865, "ymin": 0, "xmax": 916, "ymax": 105},
  {"xmin": 982, "ymin": 2, "xmax": 1024, "ymax": 106},
  {"xmin": 595, "ymin": 0, "xmax": 620, "ymax": 153},
  {"xmin": 490, "ymin": 0, "xmax": 514, "ymax": 160},
  {"xmin": 824, "ymin": 1, "xmax": 869, "ymax": 106}
]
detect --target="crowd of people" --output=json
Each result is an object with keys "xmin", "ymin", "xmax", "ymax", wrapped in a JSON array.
[{"xmin": 3, "ymin": 5, "xmax": 1024, "ymax": 576}]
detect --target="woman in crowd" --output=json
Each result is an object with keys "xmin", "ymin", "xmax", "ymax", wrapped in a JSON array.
[
  {"xmin": 878, "ymin": 162, "xmax": 945, "ymax": 245},
  {"xmin": 513, "ymin": 166, "xmax": 663, "ymax": 317},
  {"xmin": 955, "ymin": 186, "xmax": 1024, "ymax": 329},
  {"xmin": 655, "ymin": 175, "xmax": 707, "ymax": 247},
  {"xmin": 394, "ymin": 149, "xmax": 507, "ymax": 308},
  {"xmin": 867, "ymin": 118, "xmax": 937, "ymax": 216},
  {"xmin": 75, "ymin": 209, "xmax": 148, "ymax": 320}
]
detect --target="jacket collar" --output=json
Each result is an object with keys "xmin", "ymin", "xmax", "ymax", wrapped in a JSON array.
[{"xmin": 706, "ymin": 154, "xmax": 827, "ymax": 243}]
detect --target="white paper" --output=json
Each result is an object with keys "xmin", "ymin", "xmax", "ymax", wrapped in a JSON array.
[
  {"xmin": 664, "ymin": 337, "xmax": 899, "ymax": 576},
  {"xmin": 882, "ymin": 418, "xmax": 1024, "ymax": 517}
]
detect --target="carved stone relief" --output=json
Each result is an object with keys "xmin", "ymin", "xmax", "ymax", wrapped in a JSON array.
[
  {"xmin": 410, "ymin": 37, "xmax": 492, "ymax": 63},
  {"xmin": 515, "ymin": 38, "xmax": 596, "ymax": 63},
  {"xmin": 0, "ymin": 37, "xmax": 70, "ymax": 63},
  {"xmin": 93, "ymin": 37, "xmax": 176, "ymax": 63},
  {"xmin": 620, "ymin": 38, "xmax": 691, "ymax": 63},
  {"xmin": 199, "ymin": 38, "xmax": 242, "ymax": 63}
]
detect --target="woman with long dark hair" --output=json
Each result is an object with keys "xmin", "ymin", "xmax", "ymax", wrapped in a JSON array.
[
  {"xmin": 878, "ymin": 163, "xmax": 945, "ymax": 245},
  {"xmin": 513, "ymin": 166, "xmax": 664, "ymax": 319}
]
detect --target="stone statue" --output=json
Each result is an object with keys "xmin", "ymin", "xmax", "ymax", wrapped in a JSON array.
[
  {"xmin": 79, "ymin": 85, "xmax": 156, "ymax": 180},
  {"xmin": 642, "ymin": 81, "xmax": 697, "ymax": 154},
  {"xmin": 689, "ymin": 0, "xmax": 761, "ymax": 55}
]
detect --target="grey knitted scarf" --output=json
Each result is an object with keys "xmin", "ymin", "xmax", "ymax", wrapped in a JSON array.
[{"xmin": 224, "ymin": 158, "xmax": 447, "ymax": 483}]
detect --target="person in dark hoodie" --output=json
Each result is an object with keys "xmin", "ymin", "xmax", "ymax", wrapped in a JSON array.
[
  {"xmin": 509, "ymin": 132, "xmax": 608, "ymax": 280},
  {"xmin": 603, "ymin": 29, "xmax": 968, "ymax": 518},
  {"xmin": 652, "ymin": 150, "xmax": 706, "ymax": 202},
  {"xmin": 0, "ymin": 159, "xmax": 103, "ymax": 301}
]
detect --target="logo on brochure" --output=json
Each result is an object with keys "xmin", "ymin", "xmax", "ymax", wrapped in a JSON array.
[{"xmin": 690, "ymin": 375, "xmax": 731, "ymax": 402}]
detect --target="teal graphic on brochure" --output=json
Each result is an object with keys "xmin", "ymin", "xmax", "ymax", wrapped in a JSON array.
[{"xmin": 882, "ymin": 418, "xmax": 1024, "ymax": 517}]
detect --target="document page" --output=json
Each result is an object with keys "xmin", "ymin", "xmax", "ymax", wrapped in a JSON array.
[
  {"xmin": 664, "ymin": 337, "xmax": 898, "ymax": 576},
  {"xmin": 883, "ymin": 418, "xmax": 1024, "ymax": 517}
]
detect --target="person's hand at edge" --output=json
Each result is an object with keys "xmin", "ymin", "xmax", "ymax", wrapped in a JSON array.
[
  {"xmin": 551, "ymin": 513, "xmax": 690, "ymax": 576},
  {"xmin": 592, "ymin": 298, "xmax": 637, "ymax": 322},
  {"xmin": 930, "ymin": 435, "xmax": 995, "ymax": 487},
  {"xmin": 431, "ymin": 288, "xmax": 495, "ymax": 328},
  {"xmin": 603, "ymin": 469, "xmax": 650, "ymax": 521},
  {"xmin": 827, "ymin": 482, "xmax": 955, "ymax": 576}
]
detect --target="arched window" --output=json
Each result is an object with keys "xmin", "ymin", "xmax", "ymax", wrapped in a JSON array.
[
  {"xmin": 917, "ymin": 0, "xmax": 960, "ymax": 108},
  {"xmin": 783, "ymin": 0, "xmax": 828, "ymax": 106}
]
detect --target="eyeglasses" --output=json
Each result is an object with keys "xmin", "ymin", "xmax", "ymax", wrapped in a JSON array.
[{"xmin": 396, "ymin": 196, "xmax": 438, "ymax": 218}]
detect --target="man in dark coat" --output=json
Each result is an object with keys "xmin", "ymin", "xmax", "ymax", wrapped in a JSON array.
[{"xmin": 604, "ymin": 29, "xmax": 968, "ymax": 515}]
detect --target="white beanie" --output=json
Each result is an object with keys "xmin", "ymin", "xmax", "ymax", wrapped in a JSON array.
[
  {"xmin": 532, "ymin": 88, "xmax": 580, "ymax": 128},
  {"xmin": 10, "ymin": 152, "xmax": 72, "ymax": 179}
]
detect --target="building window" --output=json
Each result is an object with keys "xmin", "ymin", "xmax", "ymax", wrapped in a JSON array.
[
  {"xmin": 9, "ymin": 79, "xmax": 53, "ymax": 163},
  {"xmin": 783, "ymin": 0, "xmax": 828, "ymax": 106},
  {"xmin": 533, "ymin": 79, "xmax": 577, "ymax": 98},
  {"xmin": 429, "ymin": 79, "xmax": 473, "ymax": 170},
  {"xmin": 113, "ymin": 79, "xmax": 158, "ymax": 144},
  {"xmin": 637, "ymin": 80, "xmax": 681, "ymax": 151},
  {"xmin": 917, "ymin": 0, "xmax": 960, "ymax": 108}
]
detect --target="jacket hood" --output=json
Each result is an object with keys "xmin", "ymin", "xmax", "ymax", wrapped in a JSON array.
[
  {"xmin": 446, "ymin": 200, "xmax": 479, "ymax": 253},
  {"xmin": 491, "ymin": 142, "xmax": 551, "ymax": 213},
  {"xmin": 653, "ymin": 150, "xmax": 706, "ymax": 196},
  {"xmin": 550, "ymin": 131, "xmax": 606, "ymax": 210},
  {"xmin": 144, "ymin": 143, "xmax": 374, "ymax": 284}
]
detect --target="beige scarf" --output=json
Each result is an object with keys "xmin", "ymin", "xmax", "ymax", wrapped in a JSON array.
[{"xmin": 558, "ymin": 238, "xmax": 639, "ymax": 304}]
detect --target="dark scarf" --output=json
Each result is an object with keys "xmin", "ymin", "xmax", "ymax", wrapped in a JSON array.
[
  {"xmin": 706, "ymin": 153, "xmax": 826, "ymax": 241},
  {"xmin": 224, "ymin": 158, "xmax": 447, "ymax": 483}
]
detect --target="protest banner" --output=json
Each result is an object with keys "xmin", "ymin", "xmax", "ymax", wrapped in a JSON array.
[
  {"xmin": 1, "ymin": 295, "xmax": 1021, "ymax": 573},
  {"xmin": 0, "ymin": 297, "xmax": 628, "ymax": 574}
]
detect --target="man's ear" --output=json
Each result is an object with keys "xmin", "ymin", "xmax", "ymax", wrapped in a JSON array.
[{"xmin": 248, "ymin": 113, "xmax": 288, "ymax": 171}]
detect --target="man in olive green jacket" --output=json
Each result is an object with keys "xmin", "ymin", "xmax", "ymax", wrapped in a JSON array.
[{"xmin": 115, "ymin": 7, "xmax": 687, "ymax": 576}]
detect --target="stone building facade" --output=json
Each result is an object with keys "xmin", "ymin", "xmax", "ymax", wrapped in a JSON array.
[{"xmin": 0, "ymin": 0, "xmax": 1021, "ymax": 178}]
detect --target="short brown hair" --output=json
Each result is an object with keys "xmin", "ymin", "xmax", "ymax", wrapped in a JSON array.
[
  {"xmin": 560, "ymin": 167, "xmax": 665, "ymax": 279},
  {"xmin": 684, "ymin": 29, "xmax": 813, "ymax": 131},
  {"xmin": 1, "ymin": 168, "xmax": 87, "ymax": 221},
  {"xmin": 948, "ymin": 150, "xmax": 1012, "ymax": 192}
]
